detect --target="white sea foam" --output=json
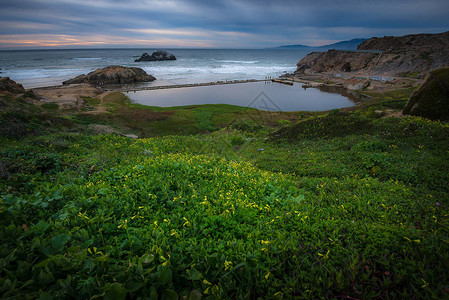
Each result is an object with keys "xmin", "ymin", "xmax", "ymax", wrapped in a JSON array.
[
  {"xmin": 72, "ymin": 57, "xmax": 103, "ymax": 61},
  {"xmin": 4, "ymin": 68, "xmax": 87, "ymax": 80},
  {"xmin": 217, "ymin": 60, "xmax": 259, "ymax": 64},
  {"xmin": 142, "ymin": 65, "xmax": 294, "ymax": 78}
]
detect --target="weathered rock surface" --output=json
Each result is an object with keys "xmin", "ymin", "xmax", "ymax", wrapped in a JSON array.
[
  {"xmin": 403, "ymin": 68, "xmax": 449, "ymax": 121},
  {"xmin": 62, "ymin": 66, "xmax": 156, "ymax": 85},
  {"xmin": 295, "ymin": 31, "xmax": 449, "ymax": 77},
  {"xmin": 0, "ymin": 77, "xmax": 25, "ymax": 94},
  {"xmin": 135, "ymin": 51, "xmax": 176, "ymax": 62},
  {"xmin": 358, "ymin": 31, "xmax": 449, "ymax": 52},
  {"xmin": 295, "ymin": 50, "xmax": 378, "ymax": 75}
]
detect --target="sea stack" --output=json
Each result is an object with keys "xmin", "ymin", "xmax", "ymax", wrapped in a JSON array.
[{"xmin": 135, "ymin": 51, "xmax": 177, "ymax": 62}]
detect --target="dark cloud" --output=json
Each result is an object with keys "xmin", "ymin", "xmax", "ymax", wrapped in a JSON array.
[{"xmin": 0, "ymin": 0, "xmax": 448, "ymax": 48}]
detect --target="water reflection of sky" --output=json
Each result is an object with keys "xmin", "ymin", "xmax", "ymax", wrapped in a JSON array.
[{"xmin": 126, "ymin": 82, "xmax": 359, "ymax": 112}]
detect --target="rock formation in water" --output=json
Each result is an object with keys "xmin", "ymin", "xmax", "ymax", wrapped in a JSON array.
[
  {"xmin": 295, "ymin": 31, "xmax": 449, "ymax": 77},
  {"xmin": 135, "ymin": 51, "xmax": 176, "ymax": 62},
  {"xmin": 62, "ymin": 66, "xmax": 156, "ymax": 85},
  {"xmin": 403, "ymin": 67, "xmax": 449, "ymax": 121}
]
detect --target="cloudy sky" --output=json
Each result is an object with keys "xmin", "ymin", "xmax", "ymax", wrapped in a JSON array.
[{"xmin": 0, "ymin": 0, "xmax": 448, "ymax": 49}]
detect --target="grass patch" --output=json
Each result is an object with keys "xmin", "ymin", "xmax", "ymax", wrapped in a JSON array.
[
  {"xmin": 98, "ymin": 93, "xmax": 303, "ymax": 137},
  {"xmin": 81, "ymin": 96, "xmax": 101, "ymax": 106},
  {"xmin": 41, "ymin": 102, "xmax": 59, "ymax": 110}
]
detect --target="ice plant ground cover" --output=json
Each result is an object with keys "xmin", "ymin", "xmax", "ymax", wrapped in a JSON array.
[{"xmin": 0, "ymin": 94, "xmax": 448, "ymax": 298}]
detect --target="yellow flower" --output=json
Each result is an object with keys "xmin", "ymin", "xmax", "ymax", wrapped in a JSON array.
[
  {"xmin": 203, "ymin": 279, "xmax": 212, "ymax": 285},
  {"xmin": 224, "ymin": 260, "xmax": 233, "ymax": 270},
  {"xmin": 421, "ymin": 278, "xmax": 429, "ymax": 288},
  {"xmin": 318, "ymin": 249, "xmax": 330, "ymax": 259},
  {"xmin": 265, "ymin": 271, "xmax": 270, "ymax": 279}
]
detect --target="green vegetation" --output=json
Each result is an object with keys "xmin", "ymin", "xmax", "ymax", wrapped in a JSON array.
[
  {"xmin": 41, "ymin": 103, "xmax": 59, "ymax": 111},
  {"xmin": 71, "ymin": 92, "xmax": 303, "ymax": 137},
  {"xmin": 0, "ymin": 88, "xmax": 448, "ymax": 299}
]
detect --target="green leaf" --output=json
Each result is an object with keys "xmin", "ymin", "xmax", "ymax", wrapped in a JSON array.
[
  {"xmin": 156, "ymin": 265, "xmax": 173, "ymax": 285},
  {"xmin": 149, "ymin": 287, "xmax": 158, "ymax": 300},
  {"xmin": 37, "ymin": 293, "xmax": 53, "ymax": 300},
  {"xmin": 104, "ymin": 283, "xmax": 126, "ymax": 300},
  {"xmin": 161, "ymin": 289, "xmax": 178, "ymax": 300},
  {"xmin": 38, "ymin": 270, "xmax": 55, "ymax": 287},
  {"xmin": 246, "ymin": 258, "xmax": 257, "ymax": 269},
  {"xmin": 293, "ymin": 195, "xmax": 305, "ymax": 204},
  {"xmin": 32, "ymin": 220, "xmax": 50, "ymax": 235},
  {"xmin": 51, "ymin": 234, "xmax": 71, "ymax": 252},
  {"xmin": 97, "ymin": 188, "xmax": 109, "ymax": 195},
  {"xmin": 126, "ymin": 280, "xmax": 144, "ymax": 293},
  {"xmin": 2, "ymin": 194, "xmax": 19, "ymax": 206},
  {"xmin": 189, "ymin": 290, "xmax": 202, "ymax": 300},
  {"xmin": 130, "ymin": 235, "xmax": 142, "ymax": 251},
  {"xmin": 140, "ymin": 253, "xmax": 155, "ymax": 265},
  {"xmin": 186, "ymin": 268, "xmax": 202, "ymax": 281}
]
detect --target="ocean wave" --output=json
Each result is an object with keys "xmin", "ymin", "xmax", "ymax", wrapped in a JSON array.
[
  {"xmin": 143, "ymin": 65, "xmax": 294, "ymax": 76},
  {"xmin": 71, "ymin": 57, "xmax": 103, "ymax": 61},
  {"xmin": 3, "ymin": 68, "xmax": 87, "ymax": 80},
  {"xmin": 218, "ymin": 60, "xmax": 259, "ymax": 64}
]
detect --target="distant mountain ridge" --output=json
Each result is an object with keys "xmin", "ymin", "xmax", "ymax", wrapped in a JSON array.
[{"xmin": 278, "ymin": 38, "xmax": 367, "ymax": 50}]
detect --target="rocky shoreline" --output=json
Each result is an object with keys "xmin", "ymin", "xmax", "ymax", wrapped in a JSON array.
[
  {"xmin": 295, "ymin": 31, "xmax": 449, "ymax": 78},
  {"xmin": 280, "ymin": 72, "xmax": 423, "ymax": 93},
  {"xmin": 287, "ymin": 31, "xmax": 449, "ymax": 92}
]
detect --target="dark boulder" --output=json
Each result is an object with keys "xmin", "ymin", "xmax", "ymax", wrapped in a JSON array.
[
  {"xmin": 135, "ymin": 51, "xmax": 176, "ymax": 62},
  {"xmin": 403, "ymin": 67, "xmax": 449, "ymax": 121},
  {"xmin": 62, "ymin": 66, "xmax": 156, "ymax": 85}
]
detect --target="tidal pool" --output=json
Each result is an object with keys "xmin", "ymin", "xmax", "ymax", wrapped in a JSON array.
[{"xmin": 125, "ymin": 81, "xmax": 361, "ymax": 112}]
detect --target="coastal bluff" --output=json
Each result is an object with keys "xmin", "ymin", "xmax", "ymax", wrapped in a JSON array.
[
  {"xmin": 295, "ymin": 31, "xmax": 449, "ymax": 77},
  {"xmin": 0, "ymin": 77, "xmax": 25, "ymax": 94},
  {"xmin": 63, "ymin": 66, "xmax": 156, "ymax": 85}
]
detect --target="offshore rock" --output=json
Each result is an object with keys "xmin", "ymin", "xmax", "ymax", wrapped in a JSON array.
[
  {"xmin": 62, "ymin": 66, "xmax": 156, "ymax": 85},
  {"xmin": 135, "ymin": 51, "xmax": 176, "ymax": 62}
]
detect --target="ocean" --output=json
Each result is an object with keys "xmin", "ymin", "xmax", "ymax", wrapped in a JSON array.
[{"xmin": 0, "ymin": 48, "xmax": 311, "ymax": 89}]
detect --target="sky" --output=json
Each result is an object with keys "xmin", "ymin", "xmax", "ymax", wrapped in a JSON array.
[{"xmin": 0, "ymin": 0, "xmax": 448, "ymax": 49}]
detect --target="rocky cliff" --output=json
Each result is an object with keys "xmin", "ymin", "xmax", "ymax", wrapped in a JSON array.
[
  {"xmin": 358, "ymin": 31, "xmax": 449, "ymax": 52},
  {"xmin": 63, "ymin": 66, "xmax": 156, "ymax": 85},
  {"xmin": 295, "ymin": 31, "xmax": 449, "ymax": 77},
  {"xmin": 0, "ymin": 77, "xmax": 25, "ymax": 94}
]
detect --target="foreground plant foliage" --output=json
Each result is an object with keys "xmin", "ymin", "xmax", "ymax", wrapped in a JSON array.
[{"xmin": 0, "ymin": 111, "xmax": 448, "ymax": 299}]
